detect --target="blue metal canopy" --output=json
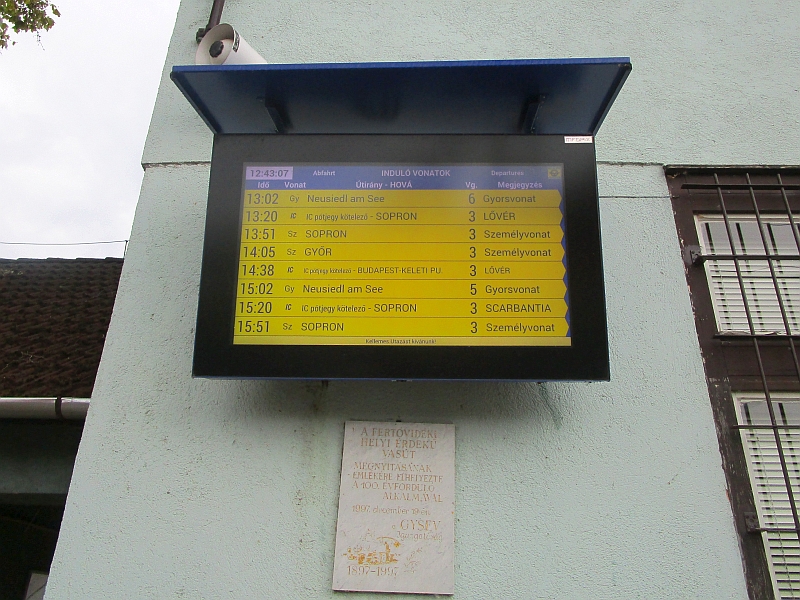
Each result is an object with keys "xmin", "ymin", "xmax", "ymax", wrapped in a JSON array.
[{"xmin": 171, "ymin": 58, "xmax": 630, "ymax": 136}]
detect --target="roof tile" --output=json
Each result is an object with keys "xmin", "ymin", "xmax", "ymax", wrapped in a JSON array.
[{"xmin": 0, "ymin": 258, "xmax": 122, "ymax": 397}]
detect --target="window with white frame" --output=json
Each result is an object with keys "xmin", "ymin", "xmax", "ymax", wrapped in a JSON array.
[
  {"xmin": 737, "ymin": 393, "xmax": 800, "ymax": 599},
  {"xmin": 697, "ymin": 214, "xmax": 800, "ymax": 336},
  {"xmin": 670, "ymin": 167, "xmax": 800, "ymax": 600}
]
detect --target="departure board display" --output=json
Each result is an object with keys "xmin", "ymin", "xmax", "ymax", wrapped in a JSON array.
[
  {"xmin": 234, "ymin": 165, "xmax": 569, "ymax": 347},
  {"xmin": 193, "ymin": 135, "xmax": 609, "ymax": 380}
]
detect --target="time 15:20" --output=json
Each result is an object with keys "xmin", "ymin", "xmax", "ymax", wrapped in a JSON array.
[{"xmin": 239, "ymin": 301, "xmax": 272, "ymax": 314}]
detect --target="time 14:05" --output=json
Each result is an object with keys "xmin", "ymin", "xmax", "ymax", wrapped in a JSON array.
[{"xmin": 242, "ymin": 245, "xmax": 276, "ymax": 259}]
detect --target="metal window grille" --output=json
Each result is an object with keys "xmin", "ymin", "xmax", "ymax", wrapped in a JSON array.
[
  {"xmin": 697, "ymin": 215, "xmax": 800, "ymax": 336},
  {"xmin": 670, "ymin": 168, "xmax": 800, "ymax": 600},
  {"xmin": 737, "ymin": 393, "xmax": 800, "ymax": 598}
]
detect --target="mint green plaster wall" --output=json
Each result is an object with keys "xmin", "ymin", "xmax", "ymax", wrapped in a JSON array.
[{"xmin": 46, "ymin": 0, "xmax": 800, "ymax": 598}]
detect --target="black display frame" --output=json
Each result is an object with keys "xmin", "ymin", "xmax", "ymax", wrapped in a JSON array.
[{"xmin": 193, "ymin": 134, "xmax": 609, "ymax": 380}]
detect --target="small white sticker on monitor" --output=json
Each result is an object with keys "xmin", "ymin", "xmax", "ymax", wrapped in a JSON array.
[{"xmin": 564, "ymin": 136, "xmax": 593, "ymax": 144}]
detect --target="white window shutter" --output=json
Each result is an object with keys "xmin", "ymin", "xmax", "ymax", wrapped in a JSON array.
[
  {"xmin": 738, "ymin": 394, "xmax": 800, "ymax": 599},
  {"xmin": 696, "ymin": 215, "xmax": 800, "ymax": 335}
]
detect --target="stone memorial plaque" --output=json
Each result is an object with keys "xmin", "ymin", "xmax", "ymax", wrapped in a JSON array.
[{"xmin": 332, "ymin": 421, "xmax": 455, "ymax": 595}]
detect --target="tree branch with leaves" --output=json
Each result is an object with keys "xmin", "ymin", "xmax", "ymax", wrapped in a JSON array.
[{"xmin": 1, "ymin": 0, "xmax": 60, "ymax": 49}]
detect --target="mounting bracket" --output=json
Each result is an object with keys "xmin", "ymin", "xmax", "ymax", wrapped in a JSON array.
[{"xmin": 521, "ymin": 95, "xmax": 546, "ymax": 134}]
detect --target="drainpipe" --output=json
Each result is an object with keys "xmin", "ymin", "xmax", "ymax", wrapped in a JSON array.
[
  {"xmin": 0, "ymin": 398, "xmax": 90, "ymax": 420},
  {"xmin": 196, "ymin": 0, "xmax": 226, "ymax": 43}
]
